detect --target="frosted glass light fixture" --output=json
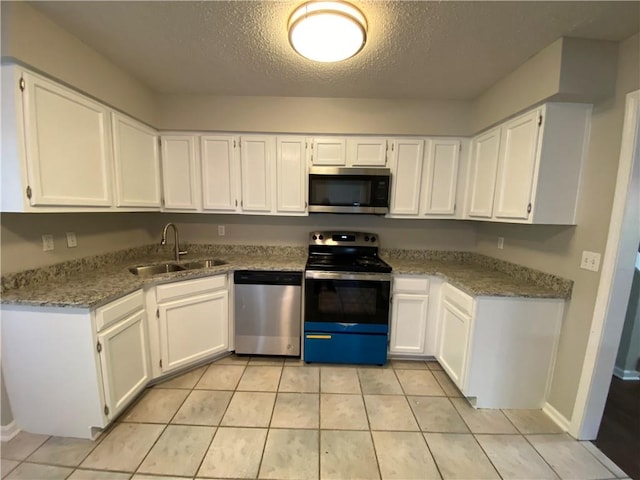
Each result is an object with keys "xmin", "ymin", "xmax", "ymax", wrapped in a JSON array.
[{"xmin": 288, "ymin": 1, "xmax": 367, "ymax": 62}]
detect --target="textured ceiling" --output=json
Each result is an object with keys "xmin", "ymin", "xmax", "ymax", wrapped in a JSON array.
[{"xmin": 30, "ymin": 1, "xmax": 640, "ymax": 100}]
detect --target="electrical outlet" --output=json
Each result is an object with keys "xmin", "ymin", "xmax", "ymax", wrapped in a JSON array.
[
  {"xmin": 66, "ymin": 232, "xmax": 78, "ymax": 248},
  {"xmin": 218, "ymin": 225, "xmax": 226, "ymax": 236},
  {"xmin": 580, "ymin": 251, "xmax": 601, "ymax": 272},
  {"xmin": 42, "ymin": 234, "xmax": 54, "ymax": 251},
  {"xmin": 497, "ymin": 237, "xmax": 504, "ymax": 249}
]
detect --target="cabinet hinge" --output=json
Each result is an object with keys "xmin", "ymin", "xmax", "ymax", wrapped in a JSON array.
[
  {"xmin": 26, "ymin": 185, "xmax": 32, "ymax": 200},
  {"xmin": 240, "ymin": 200, "xmax": 243, "ymax": 208},
  {"xmin": 96, "ymin": 341, "xmax": 102, "ymax": 353},
  {"xmin": 454, "ymin": 203, "xmax": 457, "ymax": 212},
  {"xmin": 19, "ymin": 77, "xmax": 25, "ymax": 92},
  {"xmin": 304, "ymin": 201, "xmax": 308, "ymax": 208},
  {"xmin": 391, "ymin": 143, "xmax": 395, "ymax": 151},
  {"xmin": 104, "ymin": 405, "xmax": 109, "ymax": 416},
  {"xmin": 527, "ymin": 203, "xmax": 532, "ymax": 214},
  {"xmin": 158, "ymin": 137, "xmax": 161, "ymax": 147},
  {"xmin": 538, "ymin": 115, "xmax": 543, "ymax": 126},
  {"xmin": 235, "ymin": 199, "xmax": 238, "ymax": 207},
  {"xmin": 159, "ymin": 359, "xmax": 163, "ymax": 368},
  {"xmin": 459, "ymin": 144, "xmax": 462, "ymax": 152},
  {"xmin": 156, "ymin": 308, "xmax": 159, "ymax": 318},
  {"xmin": 233, "ymin": 139, "xmax": 237, "ymax": 148}
]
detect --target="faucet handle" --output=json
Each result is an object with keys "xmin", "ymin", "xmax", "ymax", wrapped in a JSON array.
[{"xmin": 179, "ymin": 249, "xmax": 188, "ymax": 257}]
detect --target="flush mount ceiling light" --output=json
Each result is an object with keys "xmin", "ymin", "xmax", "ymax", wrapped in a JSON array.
[{"xmin": 288, "ymin": 1, "xmax": 367, "ymax": 63}]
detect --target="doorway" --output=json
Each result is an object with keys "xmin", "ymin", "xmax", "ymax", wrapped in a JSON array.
[{"xmin": 570, "ymin": 90, "xmax": 640, "ymax": 448}]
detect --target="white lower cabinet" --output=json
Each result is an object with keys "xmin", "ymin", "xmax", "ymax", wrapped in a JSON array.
[
  {"xmin": 95, "ymin": 290, "xmax": 150, "ymax": 421},
  {"xmin": 437, "ymin": 283, "xmax": 473, "ymax": 386},
  {"xmin": 155, "ymin": 276, "xmax": 229, "ymax": 374},
  {"xmin": 0, "ymin": 289, "xmax": 150, "ymax": 439},
  {"xmin": 436, "ymin": 282, "xmax": 565, "ymax": 409},
  {"xmin": 389, "ymin": 275, "xmax": 433, "ymax": 356}
]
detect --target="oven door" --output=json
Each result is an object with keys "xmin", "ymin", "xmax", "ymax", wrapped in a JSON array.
[{"xmin": 304, "ymin": 271, "xmax": 391, "ymax": 333}]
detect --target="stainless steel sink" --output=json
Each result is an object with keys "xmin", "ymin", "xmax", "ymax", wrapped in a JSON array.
[
  {"xmin": 181, "ymin": 259, "xmax": 228, "ymax": 270},
  {"xmin": 129, "ymin": 263, "xmax": 186, "ymax": 276},
  {"xmin": 128, "ymin": 259, "xmax": 227, "ymax": 276}
]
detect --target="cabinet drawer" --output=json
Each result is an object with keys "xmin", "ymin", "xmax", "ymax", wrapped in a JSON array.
[
  {"xmin": 393, "ymin": 276, "xmax": 430, "ymax": 294},
  {"xmin": 96, "ymin": 289, "xmax": 144, "ymax": 332},
  {"xmin": 156, "ymin": 275, "xmax": 226, "ymax": 303},
  {"xmin": 442, "ymin": 283, "xmax": 474, "ymax": 316}
]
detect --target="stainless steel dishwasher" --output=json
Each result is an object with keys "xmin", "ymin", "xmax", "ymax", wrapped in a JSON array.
[{"xmin": 234, "ymin": 270, "xmax": 303, "ymax": 356}]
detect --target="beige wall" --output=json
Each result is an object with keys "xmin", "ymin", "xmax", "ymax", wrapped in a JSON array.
[
  {"xmin": 471, "ymin": 37, "xmax": 619, "ymax": 133},
  {"xmin": 151, "ymin": 214, "xmax": 476, "ymax": 251},
  {"xmin": 475, "ymin": 33, "xmax": 640, "ymax": 420},
  {"xmin": 0, "ymin": 213, "xmax": 158, "ymax": 274},
  {"xmin": 0, "ymin": 2, "xmax": 157, "ymax": 125},
  {"xmin": 157, "ymin": 95, "xmax": 471, "ymax": 136}
]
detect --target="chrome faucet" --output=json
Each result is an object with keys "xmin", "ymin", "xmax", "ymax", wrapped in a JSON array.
[{"xmin": 161, "ymin": 223, "xmax": 187, "ymax": 261}]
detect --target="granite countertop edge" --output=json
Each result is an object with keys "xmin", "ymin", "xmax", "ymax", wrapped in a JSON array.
[{"xmin": 1, "ymin": 245, "xmax": 572, "ymax": 309}]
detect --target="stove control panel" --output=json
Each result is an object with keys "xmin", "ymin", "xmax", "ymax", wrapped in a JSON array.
[{"xmin": 309, "ymin": 231, "xmax": 380, "ymax": 247}]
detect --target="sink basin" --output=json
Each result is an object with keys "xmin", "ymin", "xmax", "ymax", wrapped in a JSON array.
[
  {"xmin": 129, "ymin": 263, "xmax": 186, "ymax": 276},
  {"xmin": 181, "ymin": 259, "xmax": 228, "ymax": 270}
]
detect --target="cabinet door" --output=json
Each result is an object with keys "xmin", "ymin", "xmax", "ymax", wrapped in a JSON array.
[
  {"xmin": 97, "ymin": 309, "xmax": 150, "ymax": 420},
  {"xmin": 161, "ymin": 135, "xmax": 199, "ymax": 210},
  {"xmin": 437, "ymin": 298, "xmax": 471, "ymax": 389},
  {"xmin": 493, "ymin": 110, "xmax": 541, "ymax": 220},
  {"xmin": 422, "ymin": 139, "xmax": 460, "ymax": 216},
  {"xmin": 467, "ymin": 127, "xmax": 501, "ymax": 218},
  {"xmin": 389, "ymin": 293, "xmax": 429, "ymax": 355},
  {"xmin": 158, "ymin": 289, "xmax": 229, "ymax": 373},
  {"xmin": 201, "ymin": 135, "xmax": 240, "ymax": 212},
  {"xmin": 347, "ymin": 137, "xmax": 387, "ymax": 166},
  {"xmin": 112, "ymin": 113, "xmax": 161, "ymax": 208},
  {"xmin": 311, "ymin": 137, "xmax": 346, "ymax": 165},
  {"xmin": 240, "ymin": 136, "xmax": 274, "ymax": 213},
  {"xmin": 276, "ymin": 137, "xmax": 307, "ymax": 214},
  {"xmin": 22, "ymin": 72, "xmax": 112, "ymax": 207},
  {"xmin": 389, "ymin": 139, "xmax": 424, "ymax": 216}
]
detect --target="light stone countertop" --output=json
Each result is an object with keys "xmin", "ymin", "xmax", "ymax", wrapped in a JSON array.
[{"xmin": 0, "ymin": 244, "xmax": 571, "ymax": 309}]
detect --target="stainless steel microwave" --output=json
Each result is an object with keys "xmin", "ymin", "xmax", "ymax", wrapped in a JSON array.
[{"xmin": 308, "ymin": 167, "xmax": 391, "ymax": 214}]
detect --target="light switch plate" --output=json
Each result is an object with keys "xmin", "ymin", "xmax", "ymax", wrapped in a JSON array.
[
  {"xmin": 218, "ymin": 225, "xmax": 226, "ymax": 236},
  {"xmin": 580, "ymin": 250, "xmax": 601, "ymax": 272},
  {"xmin": 66, "ymin": 232, "xmax": 77, "ymax": 248},
  {"xmin": 42, "ymin": 234, "xmax": 54, "ymax": 251},
  {"xmin": 497, "ymin": 237, "xmax": 504, "ymax": 249}
]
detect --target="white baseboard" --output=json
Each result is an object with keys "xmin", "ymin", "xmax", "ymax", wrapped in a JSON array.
[
  {"xmin": 612, "ymin": 366, "xmax": 640, "ymax": 381},
  {"xmin": 0, "ymin": 421, "xmax": 20, "ymax": 442},
  {"xmin": 543, "ymin": 401, "xmax": 571, "ymax": 432}
]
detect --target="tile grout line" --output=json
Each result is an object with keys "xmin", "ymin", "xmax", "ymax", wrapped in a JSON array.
[{"xmin": 254, "ymin": 363, "xmax": 283, "ymax": 478}]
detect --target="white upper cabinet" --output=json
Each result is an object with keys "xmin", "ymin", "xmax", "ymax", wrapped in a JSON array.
[
  {"xmin": 465, "ymin": 103, "xmax": 592, "ymax": 224},
  {"xmin": 276, "ymin": 137, "xmax": 308, "ymax": 215},
  {"xmin": 311, "ymin": 137, "xmax": 388, "ymax": 167},
  {"xmin": 421, "ymin": 139, "xmax": 460, "ymax": 216},
  {"xmin": 311, "ymin": 137, "xmax": 346, "ymax": 165},
  {"xmin": 240, "ymin": 135, "xmax": 274, "ymax": 213},
  {"xmin": 388, "ymin": 139, "xmax": 425, "ymax": 216},
  {"xmin": 1, "ymin": 66, "xmax": 114, "ymax": 210},
  {"xmin": 388, "ymin": 137, "xmax": 463, "ymax": 219},
  {"xmin": 346, "ymin": 137, "xmax": 388, "ymax": 166},
  {"xmin": 201, "ymin": 135, "xmax": 240, "ymax": 213},
  {"xmin": 161, "ymin": 135, "xmax": 199, "ymax": 210},
  {"xmin": 467, "ymin": 127, "xmax": 501, "ymax": 218},
  {"xmin": 111, "ymin": 113, "xmax": 161, "ymax": 208},
  {"xmin": 493, "ymin": 109, "xmax": 540, "ymax": 220}
]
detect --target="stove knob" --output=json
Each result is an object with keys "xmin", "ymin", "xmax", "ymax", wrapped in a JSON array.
[
  {"xmin": 364, "ymin": 236, "xmax": 370, "ymax": 242},
  {"xmin": 370, "ymin": 236, "xmax": 376, "ymax": 242},
  {"xmin": 319, "ymin": 235, "xmax": 324, "ymax": 240},
  {"xmin": 312, "ymin": 235, "xmax": 317, "ymax": 240}
]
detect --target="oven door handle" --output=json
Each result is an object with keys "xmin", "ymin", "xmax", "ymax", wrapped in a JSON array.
[{"xmin": 305, "ymin": 270, "xmax": 392, "ymax": 282}]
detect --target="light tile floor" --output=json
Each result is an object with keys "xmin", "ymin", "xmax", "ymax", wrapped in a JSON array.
[{"xmin": 0, "ymin": 355, "xmax": 632, "ymax": 480}]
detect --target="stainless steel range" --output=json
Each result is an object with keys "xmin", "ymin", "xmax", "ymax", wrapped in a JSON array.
[{"xmin": 304, "ymin": 231, "xmax": 392, "ymax": 365}]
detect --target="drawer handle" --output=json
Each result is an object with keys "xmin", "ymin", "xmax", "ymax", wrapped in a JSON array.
[{"xmin": 306, "ymin": 334, "xmax": 332, "ymax": 339}]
